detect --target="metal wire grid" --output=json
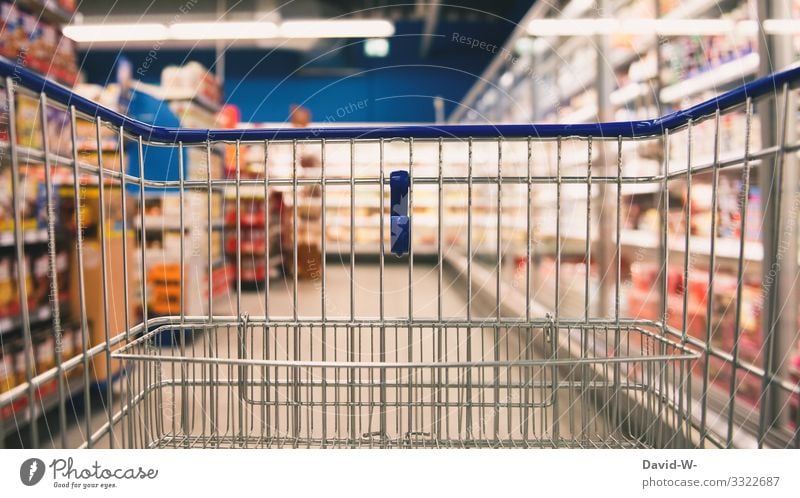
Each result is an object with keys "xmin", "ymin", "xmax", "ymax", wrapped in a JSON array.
[
  {"xmin": 0, "ymin": 60, "xmax": 798, "ymax": 449},
  {"xmin": 113, "ymin": 320, "xmax": 695, "ymax": 449}
]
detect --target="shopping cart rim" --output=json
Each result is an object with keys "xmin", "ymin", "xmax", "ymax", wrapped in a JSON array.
[
  {"xmin": 112, "ymin": 317, "xmax": 700, "ymax": 360},
  {"xmin": 1, "ymin": 55, "xmax": 798, "ymax": 142},
  {"xmin": 110, "ymin": 353, "xmax": 700, "ymax": 368}
]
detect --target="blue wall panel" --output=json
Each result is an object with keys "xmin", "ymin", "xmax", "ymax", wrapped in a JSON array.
[{"xmin": 78, "ymin": 21, "xmax": 510, "ymax": 123}]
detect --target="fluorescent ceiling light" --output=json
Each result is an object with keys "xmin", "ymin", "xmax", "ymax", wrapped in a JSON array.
[
  {"xmin": 528, "ymin": 18, "xmax": 617, "ymax": 36},
  {"xmin": 169, "ymin": 21, "xmax": 278, "ymax": 40},
  {"xmin": 63, "ymin": 23, "xmax": 168, "ymax": 42},
  {"xmin": 651, "ymin": 19, "xmax": 732, "ymax": 36},
  {"xmin": 651, "ymin": 19, "xmax": 757, "ymax": 36},
  {"xmin": 65, "ymin": 19, "xmax": 395, "ymax": 42},
  {"xmin": 528, "ymin": 18, "xmax": 759, "ymax": 37},
  {"xmin": 615, "ymin": 19, "xmax": 660, "ymax": 36},
  {"xmin": 280, "ymin": 20, "xmax": 395, "ymax": 38}
]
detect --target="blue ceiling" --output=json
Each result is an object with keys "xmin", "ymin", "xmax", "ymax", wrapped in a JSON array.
[{"xmin": 78, "ymin": 3, "xmax": 531, "ymax": 123}]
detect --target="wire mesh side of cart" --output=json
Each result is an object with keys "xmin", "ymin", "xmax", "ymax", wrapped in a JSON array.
[
  {"xmin": 0, "ymin": 58, "xmax": 799, "ymax": 449},
  {"xmin": 112, "ymin": 319, "xmax": 695, "ymax": 449}
]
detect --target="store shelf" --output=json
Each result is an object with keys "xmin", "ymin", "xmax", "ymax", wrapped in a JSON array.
[
  {"xmin": 296, "ymin": 196, "xmax": 448, "ymax": 210},
  {"xmin": 533, "ymin": 226, "xmax": 765, "ymax": 265},
  {"xmin": 76, "ymin": 138, "xmax": 119, "ymax": 153},
  {"xmin": 224, "ymin": 185, "xmax": 267, "ymax": 199},
  {"xmin": 610, "ymin": 82, "xmax": 650, "ymax": 107},
  {"xmin": 660, "ymin": 52, "xmax": 760, "ymax": 104},
  {"xmin": 559, "ymin": 75, "xmax": 596, "ymax": 108},
  {"xmin": 610, "ymin": 0, "xmax": 737, "ymax": 71},
  {"xmin": 325, "ymin": 242, "xmax": 437, "ymax": 256},
  {"xmin": 144, "ymin": 248, "xmax": 225, "ymax": 267},
  {"xmin": 560, "ymin": 103, "xmax": 598, "ymax": 124},
  {"xmin": 667, "ymin": 0, "xmax": 735, "ymax": 21},
  {"xmin": 620, "ymin": 183, "xmax": 660, "ymax": 195},
  {"xmin": 0, "ymin": 373, "xmax": 85, "ymax": 433},
  {"xmin": 620, "ymin": 228, "xmax": 764, "ymax": 263},
  {"xmin": 0, "ymin": 228, "xmax": 50, "ymax": 247},
  {"xmin": 324, "ymin": 215, "xmax": 440, "ymax": 229},
  {"xmin": 0, "ymin": 305, "xmax": 52, "ymax": 337},
  {"xmin": 18, "ymin": 0, "xmax": 75, "ymax": 24},
  {"xmin": 162, "ymin": 90, "xmax": 222, "ymax": 114},
  {"xmin": 136, "ymin": 217, "xmax": 225, "ymax": 231}
]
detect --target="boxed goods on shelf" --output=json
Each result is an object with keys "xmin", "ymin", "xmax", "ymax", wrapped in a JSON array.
[
  {"xmin": 284, "ymin": 241, "xmax": 322, "ymax": 280},
  {"xmin": 0, "ymin": 168, "xmax": 45, "ymax": 233},
  {"xmin": 33, "ymin": 327, "xmax": 55, "ymax": 374},
  {"xmin": 0, "ymin": 338, "xmax": 28, "ymax": 419},
  {"xmin": 0, "ymin": 351, "xmax": 11, "ymax": 394},
  {"xmin": 146, "ymin": 263, "xmax": 181, "ymax": 316},
  {"xmin": 161, "ymin": 62, "xmax": 222, "ymax": 110},
  {"xmin": 13, "ymin": 255, "xmax": 32, "ymax": 310},
  {"xmin": 609, "ymin": 0, "xmax": 656, "ymax": 60},
  {"xmin": 0, "ymin": 321, "xmax": 84, "ymax": 423},
  {"xmin": 186, "ymin": 147, "xmax": 224, "ymax": 180},
  {"xmin": 239, "ymin": 258, "xmax": 270, "ymax": 283},
  {"xmin": 21, "ymin": 246, "xmax": 69, "ymax": 308},
  {"xmin": 5, "ymin": 90, "xmax": 71, "ymax": 156},
  {"xmin": 142, "ymin": 191, "xmax": 223, "ymax": 224},
  {"xmin": 28, "ymin": 251, "xmax": 48, "ymax": 308},
  {"xmin": 59, "ymin": 322, "xmax": 81, "ymax": 368},
  {"xmin": 223, "ymin": 181, "xmax": 277, "ymax": 283},
  {"xmin": 627, "ymin": 261, "xmax": 766, "ymax": 406},
  {"xmin": 659, "ymin": 3, "xmax": 757, "ymax": 82},
  {"xmin": 69, "ymin": 232, "xmax": 135, "ymax": 381},
  {"xmin": 0, "ymin": 253, "xmax": 14, "ymax": 317},
  {"xmin": 0, "ymin": 2, "xmax": 77, "ymax": 85},
  {"xmin": 277, "ymin": 169, "xmax": 324, "ymax": 277},
  {"xmin": 226, "ymin": 227, "xmax": 267, "ymax": 256},
  {"xmin": 169, "ymin": 100, "xmax": 218, "ymax": 128}
]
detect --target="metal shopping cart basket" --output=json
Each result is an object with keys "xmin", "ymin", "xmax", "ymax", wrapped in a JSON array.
[{"xmin": 0, "ymin": 56, "xmax": 798, "ymax": 449}]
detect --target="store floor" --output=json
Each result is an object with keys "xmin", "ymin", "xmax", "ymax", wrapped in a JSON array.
[{"xmin": 46, "ymin": 261, "xmax": 609, "ymax": 448}]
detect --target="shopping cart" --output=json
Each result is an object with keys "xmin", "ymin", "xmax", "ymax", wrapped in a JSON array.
[{"xmin": 0, "ymin": 56, "xmax": 798, "ymax": 449}]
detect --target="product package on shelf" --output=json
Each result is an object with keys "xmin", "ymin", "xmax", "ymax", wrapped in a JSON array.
[
  {"xmin": 0, "ymin": 350, "xmax": 11, "ymax": 395},
  {"xmin": 161, "ymin": 61, "xmax": 222, "ymax": 111},
  {"xmin": 659, "ymin": 1, "xmax": 757, "ymax": 85},
  {"xmin": 0, "ymin": 2, "xmax": 78, "ymax": 86},
  {"xmin": 608, "ymin": 0, "xmax": 656, "ymax": 67},
  {"xmin": 0, "ymin": 321, "xmax": 84, "ymax": 423},
  {"xmin": 169, "ymin": 100, "xmax": 218, "ymax": 128},
  {"xmin": 53, "ymin": 183, "xmax": 134, "ymax": 382},
  {"xmin": 125, "ymin": 66, "xmax": 227, "ymax": 323},
  {"xmin": 280, "ymin": 159, "xmax": 323, "ymax": 277},
  {"xmin": 2, "ymin": 87, "xmax": 72, "ymax": 157},
  {"xmin": 72, "ymin": 84, "xmax": 126, "ymax": 165},
  {"xmin": 0, "ymin": 252, "xmax": 23, "ymax": 320},
  {"xmin": 790, "ymin": 345, "xmax": 800, "ymax": 429},
  {"xmin": 223, "ymin": 135, "xmax": 283, "ymax": 282},
  {"xmin": 627, "ymin": 261, "xmax": 766, "ymax": 408}
]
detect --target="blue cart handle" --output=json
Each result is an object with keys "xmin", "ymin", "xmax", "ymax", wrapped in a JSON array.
[
  {"xmin": 390, "ymin": 171, "xmax": 410, "ymax": 256},
  {"xmin": 1, "ymin": 56, "xmax": 798, "ymax": 142}
]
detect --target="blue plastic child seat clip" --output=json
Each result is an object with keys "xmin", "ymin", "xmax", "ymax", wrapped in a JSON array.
[{"xmin": 390, "ymin": 170, "xmax": 410, "ymax": 256}]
